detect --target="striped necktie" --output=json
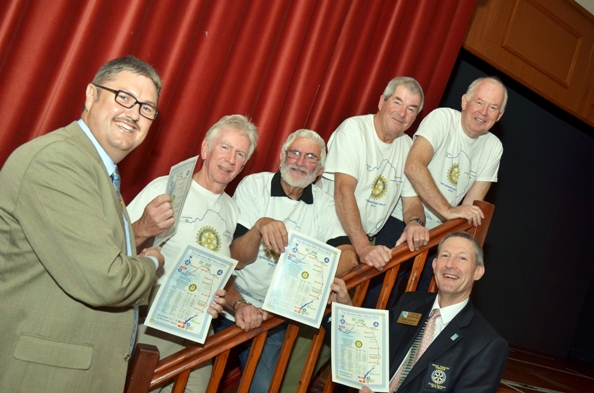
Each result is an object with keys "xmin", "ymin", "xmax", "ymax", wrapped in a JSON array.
[
  {"xmin": 389, "ymin": 308, "xmax": 441, "ymax": 391},
  {"xmin": 110, "ymin": 165, "xmax": 121, "ymax": 200},
  {"xmin": 111, "ymin": 166, "xmax": 139, "ymax": 356}
]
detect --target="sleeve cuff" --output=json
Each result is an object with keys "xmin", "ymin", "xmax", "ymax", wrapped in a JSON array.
[{"xmin": 147, "ymin": 256, "xmax": 159, "ymax": 269}]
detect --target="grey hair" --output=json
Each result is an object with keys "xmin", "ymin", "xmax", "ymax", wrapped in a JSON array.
[
  {"xmin": 382, "ymin": 76, "xmax": 424, "ymax": 113},
  {"xmin": 281, "ymin": 129, "xmax": 327, "ymax": 169},
  {"xmin": 92, "ymin": 55, "xmax": 162, "ymax": 101},
  {"xmin": 438, "ymin": 231, "xmax": 484, "ymax": 266},
  {"xmin": 204, "ymin": 115, "xmax": 258, "ymax": 160},
  {"xmin": 465, "ymin": 77, "xmax": 508, "ymax": 113}
]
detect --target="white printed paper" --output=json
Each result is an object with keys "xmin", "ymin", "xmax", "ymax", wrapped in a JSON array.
[
  {"xmin": 144, "ymin": 245, "xmax": 237, "ymax": 344},
  {"xmin": 331, "ymin": 303, "xmax": 389, "ymax": 392},
  {"xmin": 154, "ymin": 155, "xmax": 198, "ymax": 246},
  {"xmin": 263, "ymin": 231, "xmax": 340, "ymax": 328}
]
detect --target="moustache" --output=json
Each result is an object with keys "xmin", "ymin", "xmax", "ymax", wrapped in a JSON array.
[
  {"xmin": 286, "ymin": 164, "xmax": 308, "ymax": 174},
  {"xmin": 114, "ymin": 115, "xmax": 139, "ymax": 126}
]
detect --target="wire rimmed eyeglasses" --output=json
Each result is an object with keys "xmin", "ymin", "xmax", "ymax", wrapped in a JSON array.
[{"xmin": 285, "ymin": 149, "xmax": 320, "ymax": 163}]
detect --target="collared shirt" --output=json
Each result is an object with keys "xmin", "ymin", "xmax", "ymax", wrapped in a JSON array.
[
  {"xmin": 233, "ymin": 172, "xmax": 348, "ymax": 248},
  {"xmin": 393, "ymin": 296, "xmax": 469, "ymax": 379},
  {"xmin": 431, "ymin": 296, "xmax": 469, "ymax": 341},
  {"xmin": 269, "ymin": 171, "xmax": 314, "ymax": 204},
  {"xmin": 78, "ymin": 119, "xmax": 117, "ymax": 179},
  {"xmin": 77, "ymin": 119, "xmax": 158, "ymax": 268},
  {"xmin": 224, "ymin": 171, "xmax": 348, "ymax": 321}
]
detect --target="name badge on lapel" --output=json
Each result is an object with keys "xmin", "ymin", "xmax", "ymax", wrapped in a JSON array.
[
  {"xmin": 423, "ymin": 363, "xmax": 452, "ymax": 391},
  {"xmin": 397, "ymin": 311, "xmax": 422, "ymax": 326}
]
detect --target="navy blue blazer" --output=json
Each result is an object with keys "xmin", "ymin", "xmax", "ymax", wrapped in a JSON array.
[{"xmin": 324, "ymin": 292, "xmax": 508, "ymax": 392}]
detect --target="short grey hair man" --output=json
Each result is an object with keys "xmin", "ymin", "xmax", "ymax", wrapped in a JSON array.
[
  {"xmin": 205, "ymin": 114, "xmax": 259, "ymax": 160},
  {"xmin": 382, "ymin": 76, "xmax": 425, "ymax": 113}
]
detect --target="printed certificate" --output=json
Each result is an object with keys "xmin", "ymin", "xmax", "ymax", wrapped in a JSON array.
[
  {"xmin": 262, "ymin": 230, "xmax": 340, "ymax": 328},
  {"xmin": 331, "ymin": 303, "xmax": 389, "ymax": 392},
  {"xmin": 154, "ymin": 155, "xmax": 198, "ymax": 246},
  {"xmin": 144, "ymin": 245, "xmax": 237, "ymax": 344}
]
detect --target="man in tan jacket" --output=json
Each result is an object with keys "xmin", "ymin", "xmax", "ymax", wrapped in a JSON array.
[{"xmin": 0, "ymin": 56, "xmax": 164, "ymax": 392}]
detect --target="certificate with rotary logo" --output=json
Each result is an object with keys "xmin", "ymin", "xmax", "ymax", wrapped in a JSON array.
[
  {"xmin": 263, "ymin": 230, "xmax": 340, "ymax": 328},
  {"xmin": 331, "ymin": 303, "xmax": 389, "ymax": 391},
  {"xmin": 144, "ymin": 245, "xmax": 237, "ymax": 344},
  {"xmin": 153, "ymin": 155, "xmax": 198, "ymax": 247}
]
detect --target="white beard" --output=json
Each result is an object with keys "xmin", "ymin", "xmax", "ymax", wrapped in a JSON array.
[{"xmin": 280, "ymin": 163, "xmax": 317, "ymax": 188}]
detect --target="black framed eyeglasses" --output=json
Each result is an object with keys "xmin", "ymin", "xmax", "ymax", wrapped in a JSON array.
[
  {"xmin": 92, "ymin": 83, "xmax": 160, "ymax": 120},
  {"xmin": 285, "ymin": 149, "xmax": 320, "ymax": 163}
]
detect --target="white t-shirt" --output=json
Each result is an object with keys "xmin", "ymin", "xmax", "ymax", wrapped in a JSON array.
[
  {"xmin": 317, "ymin": 114, "xmax": 413, "ymax": 237},
  {"xmin": 226, "ymin": 172, "xmax": 347, "ymax": 320},
  {"xmin": 128, "ymin": 176, "xmax": 238, "ymax": 285},
  {"xmin": 392, "ymin": 108, "xmax": 503, "ymax": 229}
]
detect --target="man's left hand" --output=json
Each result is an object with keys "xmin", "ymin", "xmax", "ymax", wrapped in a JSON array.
[
  {"xmin": 139, "ymin": 246, "xmax": 165, "ymax": 270},
  {"xmin": 134, "ymin": 194, "xmax": 174, "ymax": 239},
  {"xmin": 327, "ymin": 278, "xmax": 352, "ymax": 306}
]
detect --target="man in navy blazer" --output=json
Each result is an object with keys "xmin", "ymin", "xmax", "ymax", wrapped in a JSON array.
[{"xmin": 326, "ymin": 231, "xmax": 508, "ymax": 393}]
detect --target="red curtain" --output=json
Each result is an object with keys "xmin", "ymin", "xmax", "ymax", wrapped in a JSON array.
[{"xmin": 0, "ymin": 0, "xmax": 476, "ymax": 201}]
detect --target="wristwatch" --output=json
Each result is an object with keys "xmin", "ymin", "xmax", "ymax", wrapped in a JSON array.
[
  {"xmin": 408, "ymin": 218, "xmax": 425, "ymax": 227},
  {"xmin": 232, "ymin": 299, "xmax": 252, "ymax": 312}
]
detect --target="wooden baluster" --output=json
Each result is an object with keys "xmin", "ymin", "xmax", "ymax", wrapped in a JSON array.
[
  {"xmin": 268, "ymin": 322, "xmax": 299, "ymax": 392},
  {"xmin": 295, "ymin": 327, "xmax": 326, "ymax": 393},
  {"xmin": 237, "ymin": 331, "xmax": 268, "ymax": 392},
  {"xmin": 171, "ymin": 369, "xmax": 190, "ymax": 393},
  {"xmin": 377, "ymin": 265, "xmax": 399, "ymax": 309},
  {"xmin": 406, "ymin": 249, "xmax": 429, "ymax": 292},
  {"xmin": 206, "ymin": 349, "xmax": 230, "ymax": 393}
]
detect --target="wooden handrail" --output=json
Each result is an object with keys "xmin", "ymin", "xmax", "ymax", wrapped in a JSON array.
[{"xmin": 124, "ymin": 200, "xmax": 494, "ymax": 393}]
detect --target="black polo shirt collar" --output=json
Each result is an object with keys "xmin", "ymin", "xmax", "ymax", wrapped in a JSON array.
[{"xmin": 270, "ymin": 171, "xmax": 314, "ymax": 205}]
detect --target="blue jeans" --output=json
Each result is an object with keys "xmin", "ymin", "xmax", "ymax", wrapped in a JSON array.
[{"xmin": 212, "ymin": 317, "xmax": 287, "ymax": 393}]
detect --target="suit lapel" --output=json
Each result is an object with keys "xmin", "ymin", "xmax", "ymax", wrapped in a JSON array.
[
  {"xmin": 65, "ymin": 122, "xmax": 129, "ymax": 252},
  {"xmin": 122, "ymin": 204, "xmax": 135, "ymax": 254},
  {"xmin": 398, "ymin": 301, "xmax": 475, "ymax": 389}
]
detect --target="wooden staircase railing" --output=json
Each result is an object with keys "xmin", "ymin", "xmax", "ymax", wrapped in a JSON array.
[{"xmin": 124, "ymin": 200, "xmax": 494, "ymax": 393}]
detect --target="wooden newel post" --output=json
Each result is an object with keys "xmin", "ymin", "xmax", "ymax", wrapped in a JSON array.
[{"xmin": 124, "ymin": 343, "xmax": 160, "ymax": 393}]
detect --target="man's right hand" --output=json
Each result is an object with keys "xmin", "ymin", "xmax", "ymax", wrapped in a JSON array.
[
  {"xmin": 254, "ymin": 217, "xmax": 288, "ymax": 254},
  {"xmin": 358, "ymin": 244, "xmax": 392, "ymax": 271},
  {"xmin": 134, "ymin": 194, "xmax": 174, "ymax": 241},
  {"xmin": 445, "ymin": 204, "xmax": 484, "ymax": 227}
]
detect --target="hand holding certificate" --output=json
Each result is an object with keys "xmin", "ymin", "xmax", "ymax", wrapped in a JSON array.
[
  {"xmin": 262, "ymin": 230, "xmax": 340, "ymax": 328},
  {"xmin": 331, "ymin": 303, "xmax": 390, "ymax": 392},
  {"xmin": 154, "ymin": 155, "xmax": 198, "ymax": 247},
  {"xmin": 144, "ymin": 245, "xmax": 237, "ymax": 344}
]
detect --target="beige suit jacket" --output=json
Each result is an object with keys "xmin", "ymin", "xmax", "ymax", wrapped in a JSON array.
[{"xmin": 0, "ymin": 122, "xmax": 156, "ymax": 392}]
